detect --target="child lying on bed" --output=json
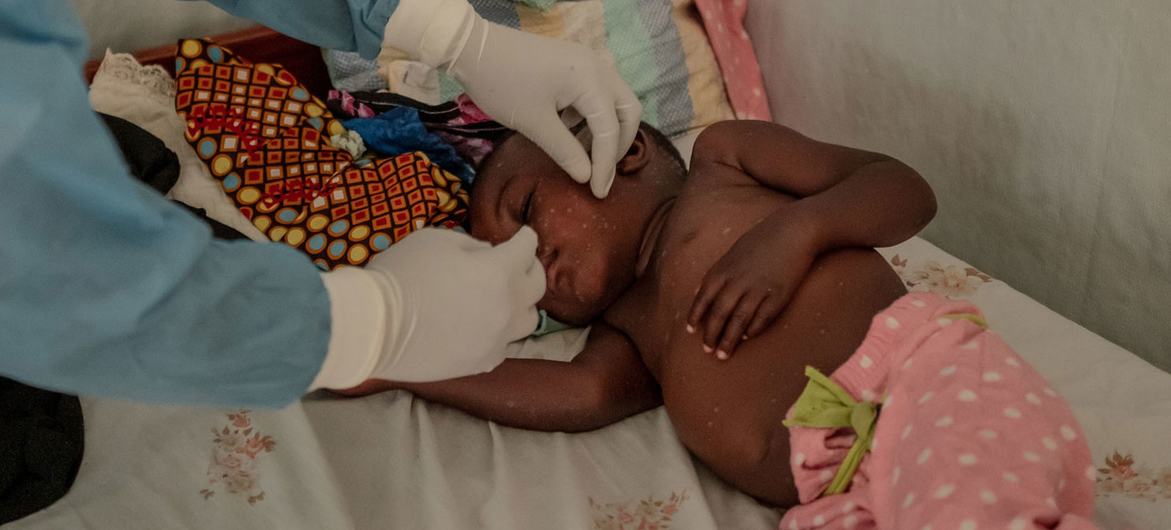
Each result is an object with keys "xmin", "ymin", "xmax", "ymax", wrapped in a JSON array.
[{"xmin": 338, "ymin": 121, "xmax": 1097, "ymax": 529}]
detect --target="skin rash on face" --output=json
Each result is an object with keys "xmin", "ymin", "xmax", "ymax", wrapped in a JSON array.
[{"xmin": 468, "ymin": 129, "xmax": 677, "ymax": 325}]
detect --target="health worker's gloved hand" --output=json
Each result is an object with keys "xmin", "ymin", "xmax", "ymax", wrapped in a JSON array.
[
  {"xmin": 312, "ymin": 227, "xmax": 545, "ymax": 388},
  {"xmin": 383, "ymin": 0, "xmax": 642, "ymax": 198}
]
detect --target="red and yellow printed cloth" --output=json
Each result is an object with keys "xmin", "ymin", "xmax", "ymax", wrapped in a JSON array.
[{"xmin": 174, "ymin": 39, "xmax": 468, "ymax": 270}]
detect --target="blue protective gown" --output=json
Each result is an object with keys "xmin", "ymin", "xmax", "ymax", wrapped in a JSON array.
[{"xmin": 0, "ymin": 0, "xmax": 400, "ymax": 407}]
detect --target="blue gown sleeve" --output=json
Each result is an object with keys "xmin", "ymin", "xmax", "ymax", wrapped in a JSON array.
[
  {"xmin": 198, "ymin": 0, "xmax": 402, "ymax": 59},
  {"xmin": 0, "ymin": 1, "xmax": 331, "ymax": 408}
]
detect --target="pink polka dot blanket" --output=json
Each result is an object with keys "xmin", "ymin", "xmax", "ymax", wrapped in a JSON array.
[{"xmin": 781, "ymin": 292, "xmax": 1099, "ymax": 530}]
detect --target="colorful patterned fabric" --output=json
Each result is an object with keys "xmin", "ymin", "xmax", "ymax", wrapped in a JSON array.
[
  {"xmin": 174, "ymin": 39, "xmax": 469, "ymax": 270},
  {"xmin": 341, "ymin": 107, "xmax": 476, "ymax": 184},
  {"xmin": 327, "ymin": 91, "xmax": 509, "ymax": 167}
]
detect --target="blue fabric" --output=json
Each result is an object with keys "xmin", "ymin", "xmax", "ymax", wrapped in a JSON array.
[
  {"xmin": 198, "ymin": 0, "xmax": 401, "ymax": 59},
  {"xmin": 344, "ymin": 108, "xmax": 476, "ymax": 184},
  {"xmin": 0, "ymin": 0, "xmax": 393, "ymax": 407}
]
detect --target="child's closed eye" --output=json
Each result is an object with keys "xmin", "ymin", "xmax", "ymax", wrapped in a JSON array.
[{"xmin": 521, "ymin": 191, "xmax": 534, "ymax": 223}]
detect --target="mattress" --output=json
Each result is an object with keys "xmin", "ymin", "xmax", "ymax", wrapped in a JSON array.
[{"xmin": 16, "ymin": 59, "xmax": 1169, "ymax": 530}]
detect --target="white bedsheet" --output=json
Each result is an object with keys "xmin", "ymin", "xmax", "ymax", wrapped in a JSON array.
[
  {"xmin": 9, "ymin": 329, "xmax": 776, "ymax": 530},
  {"xmin": 877, "ymin": 240, "xmax": 1171, "ymax": 530},
  {"xmin": 15, "ymin": 238, "xmax": 1170, "ymax": 530},
  {"xmin": 24, "ymin": 56, "xmax": 1168, "ymax": 530}
]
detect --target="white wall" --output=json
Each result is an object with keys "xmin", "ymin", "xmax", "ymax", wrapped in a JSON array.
[{"xmin": 746, "ymin": 0, "xmax": 1171, "ymax": 369}]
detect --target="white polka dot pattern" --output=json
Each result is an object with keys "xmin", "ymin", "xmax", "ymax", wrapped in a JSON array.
[{"xmin": 777, "ymin": 294, "xmax": 1095, "ymax": 530}]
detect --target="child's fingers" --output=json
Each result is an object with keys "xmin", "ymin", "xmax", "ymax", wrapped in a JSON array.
[
  {"xmin": 745, "ymin": 294, "xmax": 787, "ymax": 338},
  {"xmin": 701, "ymin": 288, "xmax": 745, "ymax": 352},
  {"xmin": 714, "ymin": 293, "xmax": 766, "ymax": 359},
  {"xmin": 688, "ymin": 273, "xmax": 727, "ymax": 333}
]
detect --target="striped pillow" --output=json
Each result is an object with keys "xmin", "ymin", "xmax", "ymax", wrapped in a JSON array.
[{"xmin": 324, "ymin": 0, "xmax": 734, "ymax": 138}]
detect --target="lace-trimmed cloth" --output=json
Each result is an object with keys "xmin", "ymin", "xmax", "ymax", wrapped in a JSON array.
[
  {"xmin": 89, "ymin": 50, "xmax": 268, "ymax": 241},
  {"xmin": 91, "ymin": 50, "xmax": 176, "ymax": 101}
]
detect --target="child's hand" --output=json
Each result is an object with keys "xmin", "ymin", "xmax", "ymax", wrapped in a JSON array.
[{"xmin": 687, "ymin": 218, "xmax": 819, "ymax": 359}]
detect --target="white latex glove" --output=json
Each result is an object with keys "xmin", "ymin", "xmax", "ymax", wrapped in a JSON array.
[
  {"xmin": 311, "ymin": 227, "xmax": 545, "ymax": 387},
  {"xmin": 383, "ymin": 0, "xmax": 642, "ymax": 198}
]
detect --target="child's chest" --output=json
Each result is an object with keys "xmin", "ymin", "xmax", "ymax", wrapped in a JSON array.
[{"xmin": 605, "ymin": 182, "xmax": 793, "ymax": 374}]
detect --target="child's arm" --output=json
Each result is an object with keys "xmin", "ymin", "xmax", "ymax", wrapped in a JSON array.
[
  {"xmin": 687, "ymin": 120, "xmax": 936, "ymax": 356},
  {"xmin": 334, "ymin": 323, "xmax": 661, "ymax": 433}
]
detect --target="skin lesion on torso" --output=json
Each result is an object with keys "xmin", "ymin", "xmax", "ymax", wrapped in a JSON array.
[
  {"xmin": 603, "ymin": 174, "xmax": 907, "ymax": 507},
  {"xmin": 605, "ymin": 170, "xmax": 792, "ymax": 374}
]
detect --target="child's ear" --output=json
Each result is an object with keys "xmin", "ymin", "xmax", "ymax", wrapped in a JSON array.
[{"xmin": 616, "ymin": 128, "xmax": 650, "ymax": 176}]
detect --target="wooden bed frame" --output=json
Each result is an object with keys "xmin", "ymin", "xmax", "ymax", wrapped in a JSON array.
[{"xmin": 83, "ymin": 25, "xmax": 335, "ymax": 97}]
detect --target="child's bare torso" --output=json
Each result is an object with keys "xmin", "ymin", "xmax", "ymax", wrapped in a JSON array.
[{"xmin": 603, "ymin": 162, "xmax": 906, "ymax": 506}]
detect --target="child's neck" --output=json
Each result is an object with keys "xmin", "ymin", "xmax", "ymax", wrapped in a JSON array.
[{"xmin": 634, "ymin": 196, "xmax": 678, "ymax": 278}]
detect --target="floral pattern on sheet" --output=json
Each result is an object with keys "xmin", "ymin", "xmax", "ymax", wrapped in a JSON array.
[
  {"xmin": 589, "ymin": 490, "xmax": 689, "ymax": 530},
  {"xmin": 890, "ymin": 254, "xmax": 993, "ymax": 299},
  {"xmin": 1096, "ymin": 450, "xmax": 1171, "ymax": 500},
  {"xmin": 199, "ymin": 410, "xmax": 277, "ymax": 504}
]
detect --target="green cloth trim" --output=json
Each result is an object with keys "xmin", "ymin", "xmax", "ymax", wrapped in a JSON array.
[
  {"xmin": 515, "ymin": 0, "xmax": 558, "ymax": 10},
  {"xmin": 782, "ymin": 366, "xmax": 878, "ymax": 496},
  {"xmin": 943, "ymin": 312, "xmax": 988, "ymax": 328}
]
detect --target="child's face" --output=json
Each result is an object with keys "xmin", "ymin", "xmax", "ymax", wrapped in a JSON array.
[{"xmin": 469, "ymin": 134, "xmax": 653, "ymax": 325}]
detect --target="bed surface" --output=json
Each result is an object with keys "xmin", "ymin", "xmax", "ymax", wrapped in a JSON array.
[{"xmin": 12, "ymin": 236, "xmax": 1170, "ymax": 529}]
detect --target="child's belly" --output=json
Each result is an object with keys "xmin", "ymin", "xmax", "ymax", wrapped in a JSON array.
[{"xmin": 619, "ymin": 190, "xmax": 907, "ymax": 506}]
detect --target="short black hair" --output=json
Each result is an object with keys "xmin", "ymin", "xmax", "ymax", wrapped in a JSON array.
[{"xmin": 474, "ymin": 121, "xmax": 686, "ymax": 184}]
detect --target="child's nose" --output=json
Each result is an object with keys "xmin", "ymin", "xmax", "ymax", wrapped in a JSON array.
[
  {"xmin": 537, "ymin": 244, "xmax": 569, "ymax": 293},
  {"xmin": 537, "ymin": 244, "xmax": 558, "ymax": 270}
]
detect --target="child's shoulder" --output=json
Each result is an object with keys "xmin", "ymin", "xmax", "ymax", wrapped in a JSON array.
[
  {"xmin": 688, "ymin": 119, "xmax": 790, "ymax": 169},
  {"xmin": 684, "ymin": 121, "xmax": 770, "ymax": 190},
  {"xmin": 689, "ymin": 120, "xmax": 741, "ymax": 164}
]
